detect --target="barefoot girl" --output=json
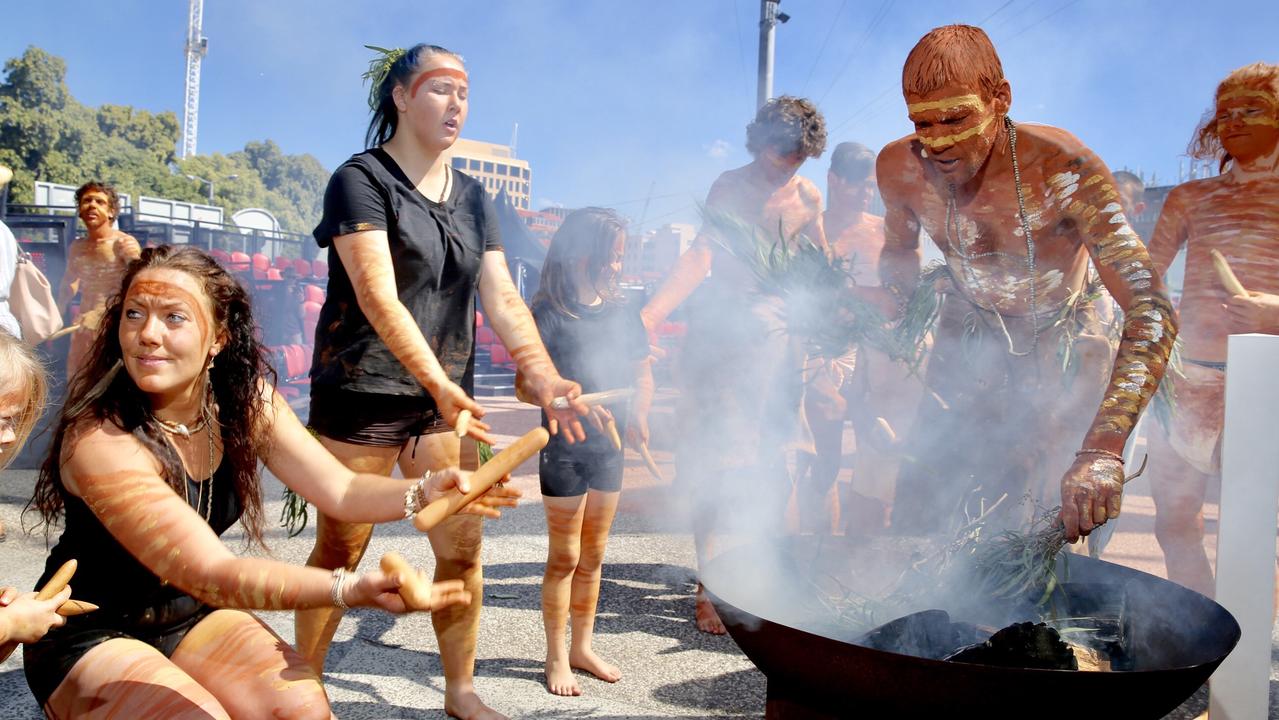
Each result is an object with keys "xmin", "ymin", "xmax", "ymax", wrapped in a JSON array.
[{"xmin": 532, "ymin": 209, "xmax": 651, "ymax": 696}]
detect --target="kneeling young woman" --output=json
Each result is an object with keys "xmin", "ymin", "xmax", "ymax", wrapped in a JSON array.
[{"xmin": 23, "ymin": 246, "xmax": 517, "ymax": 719}]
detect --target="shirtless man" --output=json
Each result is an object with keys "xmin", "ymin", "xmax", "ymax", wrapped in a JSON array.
[
  {"xmin": 797, "ymin": 142, "xmax": 922, "ymax": 534},
  {"xmin": 877, "ymin": 25, "xmax": 1175, "ymax": 541},
  {"xmin": 1147, "ymin": 62, "xmax": 1279, "ymax": 596},
  {"xmin": 640, "ymin": 96, "xmax": 826, "ymax": 632},
  {"xmin": 57, "ymin": 182, "xmax": 140, "ymax": 375}
]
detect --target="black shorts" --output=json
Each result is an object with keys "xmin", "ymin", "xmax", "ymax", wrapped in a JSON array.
[
  {"xmin": 539, "ymin": 446, "xmax": 624, "ymax": 497},
  {"xmin": 23, "ymin": 602, "xmax": 214, "ymax": 706},
  {"xmin": 309, "ymin": 386, "xmax": 450, "ymax": 448}
]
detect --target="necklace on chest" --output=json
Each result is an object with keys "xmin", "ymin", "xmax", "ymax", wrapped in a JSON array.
[
  {"xmin": 155, "ymin": 406, "xmax": 217, "ymax": 524},
  {"xmin": 942, "ymin": 116, "xmax": 1042, "ymax": 354}
]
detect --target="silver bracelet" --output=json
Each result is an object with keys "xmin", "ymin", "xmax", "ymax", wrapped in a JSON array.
[
  {"xmin": 403, "ymin": 472, "xmax": 433, "ymax": 519},
  {"xmin": 331, "ymin": 568, "xmax": 350, "ymax": 609}
]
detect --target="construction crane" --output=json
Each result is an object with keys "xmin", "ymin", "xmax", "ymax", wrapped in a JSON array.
[{"xmin": 180, "ymin": 0, "xmax": 208, "ymax": 159}]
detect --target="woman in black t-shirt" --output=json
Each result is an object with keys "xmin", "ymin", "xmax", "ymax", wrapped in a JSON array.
[{"xmin": 299, "ymin": 44, "xmax": 587, "ymax": 720}]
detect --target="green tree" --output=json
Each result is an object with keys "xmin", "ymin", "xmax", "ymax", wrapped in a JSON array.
[{"xmin": 0, "ymin": 45, "xmax": 328, "ymax": 236}]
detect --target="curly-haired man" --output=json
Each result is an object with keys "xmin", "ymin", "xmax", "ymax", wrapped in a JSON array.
[{"xmin": 640, "ymin": 96, "xmax": 827, "ymax": 633}]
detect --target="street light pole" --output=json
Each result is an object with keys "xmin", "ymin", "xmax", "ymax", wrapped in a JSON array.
[
  {"xmin": 185, "ymin": 173, "xmax": 237, "ymax": 206},
  {"xmin": 756, "ymin": 1, "xmax": 790, "ymax": 110}
]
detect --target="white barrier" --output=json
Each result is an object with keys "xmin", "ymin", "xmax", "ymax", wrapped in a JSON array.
[{"xmin": 1210, "ymin": 333, "xmax": 1279, "ymax": 719}]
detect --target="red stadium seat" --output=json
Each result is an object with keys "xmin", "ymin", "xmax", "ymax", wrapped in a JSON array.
[
  {"xmin": 302, "ymin": 301, "xmax": 321, "ymax": 345},
  {"xmin": 266, "ymin": 268, "xmax": 283, "ymax": 281},
  {"xmin": 251, "ymin": 253, "xmax": 270, "ymax": 279},
  {"xmin": 304, "ymin": 284, "xmax": 325, "ymax": 304},
  {"xmin": 209, "ymin": 249, "xmax": 232, "ymax": 266},
  {"xmin": 476, "ymin": 326, "xmax": 496, "ymax": 345},
  {"xmin": 274, "ymin": 256, "xmax": 294, "ymax": 270},
  {"xmin": 293, "ymin": 258, "xmax": 312, "ymax": 278},
  {"xmin": 475, "ymin": 311, "xmax": 484, "ymax": 327},
  {"xmin": 489, "ymin": 345, "xmax": 511, "ymax": 366},
  {"xmin": 229, "ymin": 252, "xmax": 251, "ymax": 273},
  {"xmin": 312, "ymin": 259, "xmax": 328, "ymax": 279}
]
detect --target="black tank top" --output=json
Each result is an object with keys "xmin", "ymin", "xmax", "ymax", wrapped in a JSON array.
[{"xmin": 35, "ymin": 457, "xmax": 243, "ymax": 619}]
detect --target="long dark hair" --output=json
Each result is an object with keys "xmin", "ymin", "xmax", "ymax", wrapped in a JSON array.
[
  {"xmin": 365, "ymin": 43, "xmax": 464, "ymax": 149},
  {"xmin": 532, "ymin": 207, "xmax": 627, "ymax": 319},
  {"xmin": 27, "ymin": 246, "xmax": 276, "ymax": 547}
]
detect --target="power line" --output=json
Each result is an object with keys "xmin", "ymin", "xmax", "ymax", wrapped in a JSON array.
[
  {"xmin": 800, "ymin": 0, "xmax": 849, "ymax": 95},
  {"xmin": 816, "ymin": 0, "xmax": 895, "ymax": 104},
  {"xmin": 977, "ymin": 0, "xmax": 1017, "ymax": 27},
  {"xmin": 1003, "ymin": 0, "xmax": 1083, "ymax": 40}
]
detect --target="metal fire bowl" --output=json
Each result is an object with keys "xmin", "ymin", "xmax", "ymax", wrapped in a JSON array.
[{"xmin": 703, "ymin": 537, "xmax": 1240, "ymax": 719}]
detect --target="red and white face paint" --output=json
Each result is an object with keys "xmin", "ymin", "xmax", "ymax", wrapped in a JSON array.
[{"xmin": 396, "ymin": 57, "xmax": 470, "ymax": 152}]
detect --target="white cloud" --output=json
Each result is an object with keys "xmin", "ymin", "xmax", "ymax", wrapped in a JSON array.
[{"xmin": 705, "ymin": 139, "xmax": 732, "ymax": 159}]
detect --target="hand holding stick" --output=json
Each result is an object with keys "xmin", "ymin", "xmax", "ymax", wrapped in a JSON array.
[
  {"xmin": 413, "ymin": 427, "xmax": 550, "ymax": 532},
  {"xmin": 550, "ymin": 388, "xmax": 634, "ymax": 410},
  {"xmin": 1211, "ymin": 249, "xmax": 1249, "ymax": 296},
  {"xmin": 379, "ymin": 552, "xmax": 434, "ymax": 610},
  {"xmin": 0, "ymin": 560, "xmax": 81, "ymax": 660}
]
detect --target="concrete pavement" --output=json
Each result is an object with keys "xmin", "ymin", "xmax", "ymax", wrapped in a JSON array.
[{"xmin": 0, "ymin": 393, "xmax": 1268, "ymax": 718}]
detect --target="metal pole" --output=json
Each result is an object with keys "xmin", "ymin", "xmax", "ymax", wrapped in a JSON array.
[{"xmin": 757, "ymin": 0, "xmax": 777, "ymax": 110}]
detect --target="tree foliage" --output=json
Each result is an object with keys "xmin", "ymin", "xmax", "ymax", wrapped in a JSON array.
[{"xmin": 0, "ymin": 46, "xmax": 328, "ymax": 233}]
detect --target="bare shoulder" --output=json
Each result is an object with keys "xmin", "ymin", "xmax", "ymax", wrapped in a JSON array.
[
  {"xmin": 61, "ymin": 419, "xmax": 160, "ymax": 488},
  {"xmin": 794, "ymin": 175, "xmax": 822, "ymax": 207},
  {"xmin": 1165, "ymin": 176, "xmax": 1221, "ymax": 207},
  {"xmin": 1015, "ymin": 123, "xmax": 1100, "ymax": 166},
  {"xmin": 876, "ymin": 137, "xmax": 923, "ymax": 198}
]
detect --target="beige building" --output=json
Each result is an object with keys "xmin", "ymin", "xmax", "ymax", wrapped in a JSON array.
[
  {"xmin": 443, "ymin": 138, "xmax": 532, "ymax": 210},
  {"xmin": 641, "ymin": 222, "xmax": 696, "ymax": 280}
]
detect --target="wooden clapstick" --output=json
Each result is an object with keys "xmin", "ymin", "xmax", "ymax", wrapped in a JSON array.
[
  {"xmin": 550, "ymin": 388, "xmax": 633, "ymax": 410},
  {"xmin": 637, "ymin": 442, "xmax": 664, "ymax": 482},
  {"xmin": 412, "ymin": 427, "xmax": 549, "ymax": 532},
  {"xmin": 605, "ymin": 418, "xmax": 622, "ymax": 450},
  {"xmin": 455, "ymin": 409, "xmax": 472, "ymax": 438},
  {"xmin": 379, "ymin": 552, "xmax": 433, "ymax": 610},
  {"xmin": 0, "ymin": 559, "xmax": 78, "ymax": 660},
  {"xmin": 57, "ymin": 599, "xmax": 98, "ymax": 617},
  {"xmin": 1210, "ymin": 249, "xmax": 1249, "ymax": 296}
]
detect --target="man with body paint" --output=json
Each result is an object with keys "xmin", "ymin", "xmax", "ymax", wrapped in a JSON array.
[
  {"xmin": 798, "ymin": 141, "xmax": 924, "ymax": 535},
  {"xmin": 58, "ymin": 181, "xmax": 141, "ymax": 376},
  {"xmin": 877, "ymin": 25, "xmax": 1175, "ymax": 542},
  {"xmin": 1147, "ymin": 62, "xmax": 1279, "ymax": 597},
  {"xmin": 640, "ymin": 96, "xmax": 827, "ymax": 633}
]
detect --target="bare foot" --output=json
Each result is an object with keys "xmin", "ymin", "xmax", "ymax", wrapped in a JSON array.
[
  {"xmin": 444, "ymin": 687, "xmax": 508, "ymax": 720},
  {"xmin": 569, "ymin": 647, "xmax": 621, "ymax": 683},
  {"xmin": 695, "ymin": 584, "xmax": 726, "ymax": 635},
  {"xmin": 544, "ymin": 656, "xmax": 581, "ymax": 696}
]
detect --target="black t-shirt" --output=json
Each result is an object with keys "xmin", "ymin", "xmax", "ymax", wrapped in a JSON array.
[
  {"xmin": 534, "ymin": 298, "xmax": 648, "ymax": 453},
  {"xmin": 311, "ymin": 148, "xmax": 503, "ymax": 397}
]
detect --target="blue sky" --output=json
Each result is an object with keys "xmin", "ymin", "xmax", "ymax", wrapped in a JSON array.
[{"xmin": 3, "ymin": 1, "xmax": 1277, "ymax": 230}]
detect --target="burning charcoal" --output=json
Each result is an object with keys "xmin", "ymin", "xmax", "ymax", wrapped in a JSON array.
[
  {"xmin": 856, "ymin": 610, "xmax": 986, "ymax": 660},
  {"xmin": 945, "ymin": 622, "xmax": 1079, "ymax": 671}
]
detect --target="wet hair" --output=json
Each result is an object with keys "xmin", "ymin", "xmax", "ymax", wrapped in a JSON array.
[
  {"xmin": 532, "ymin": 207, "xmax": 627, "ymax": 319},
  {"xmin": 746, "ymin": 96, "xmax": 827, "ymax": 159},
  {"xmin": 829, "ymin": 142, "xmax": 876, "ymax": 183},
  {"xmin": 1189, "ymin": 62, "xmax": 1279, "ymax": 172},
  {"xmin": 0, "ymin": 330, "xmax": 48, "ymax": 472},
  {"xmin": 903, "ymin": 25, "xmax": 1006, "ymax": 101},
  {"xmin": 74, "ymin": 181, "xmax": 121, "ymax": 220},
  {"xmin": 365, "ymin": 43, "xmax": 464, "ymax": 149},
  {"xmin": 28, "ymin": 246, "xmax": 275, "ymax": 547}
]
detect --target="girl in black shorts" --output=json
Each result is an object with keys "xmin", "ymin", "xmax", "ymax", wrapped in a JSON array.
[
  {"xmin": 531, "ymin": 208, "xmax": 652, "ymax": 696},
  {"xmin": 299, "ymin": 44, "xmax": 587, "ymax": 720}
]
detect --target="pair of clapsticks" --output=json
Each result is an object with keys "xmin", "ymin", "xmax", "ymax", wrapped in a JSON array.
[{"xmin": 0, "ymin": 559, "xmax": 97, "ymax": 661}]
